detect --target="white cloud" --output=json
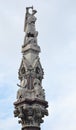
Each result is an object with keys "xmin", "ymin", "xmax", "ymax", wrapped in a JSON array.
[{"xmin": 0, "ymin": 117, "xmax": 20, "ymax": 130}]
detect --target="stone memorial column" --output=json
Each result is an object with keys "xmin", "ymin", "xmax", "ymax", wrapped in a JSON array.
[{"xmin": 13, "ymin": 6, "xmax": 48, "ymax": 130}]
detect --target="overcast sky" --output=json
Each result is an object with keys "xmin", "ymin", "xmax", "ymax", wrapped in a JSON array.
[{"xmin": 0, "ymin": 0, "xmax": 76, "ymax": 130}]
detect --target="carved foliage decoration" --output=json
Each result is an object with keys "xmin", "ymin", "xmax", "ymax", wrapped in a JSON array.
[{"xmin": 14, "ymin": 103, "xmax": 48, "ymax": 127}]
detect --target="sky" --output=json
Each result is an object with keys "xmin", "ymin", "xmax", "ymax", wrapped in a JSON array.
[{"xmin": 0, "ymin": 0, "xmax": 76, "ymax": 130}]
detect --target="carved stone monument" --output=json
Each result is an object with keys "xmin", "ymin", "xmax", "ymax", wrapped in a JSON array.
[{"xmin": 13, "ymin": 6, "xmax": 48, "ymax": 130}]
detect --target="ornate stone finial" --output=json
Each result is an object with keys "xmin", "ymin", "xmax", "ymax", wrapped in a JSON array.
[{"xmin": 13, "ymin": 7, "xmax": 48, "ymax": 130}]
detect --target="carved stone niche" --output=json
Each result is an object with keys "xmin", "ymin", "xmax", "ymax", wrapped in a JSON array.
[{"xmin": 13, "ymin": 98, "xmax": 48, "ymax": 130}]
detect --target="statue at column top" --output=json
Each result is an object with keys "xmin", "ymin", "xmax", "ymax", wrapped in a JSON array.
[{"xmin": 24, "ymin": 6, "xmax": 37, "ymax": 36}]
